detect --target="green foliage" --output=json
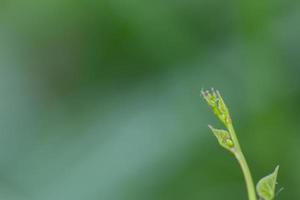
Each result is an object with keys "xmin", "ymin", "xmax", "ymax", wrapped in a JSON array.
[
  {"xmin": 202, "ymin": 89, "xmax": 281, "ymax": 200},
  {"xmin": 256, "ymin": 166, "xmax": 280, "ymax": 200},
  {"xmin": 208, "ymin": 125, "xmax": 234, "ymax": 152}
]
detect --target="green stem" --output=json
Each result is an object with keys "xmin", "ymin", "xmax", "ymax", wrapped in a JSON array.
[
  {"xmin": 228, "ymin": 124, "xmax": 257, "ymax": 200},
  {"xmin": 235, "ymin": 151, "xmax": 257, "ymax": 200}
]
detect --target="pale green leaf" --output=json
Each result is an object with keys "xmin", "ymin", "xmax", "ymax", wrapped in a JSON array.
[
  {"xmin": 256, "ymin": 166, "xmax": 280, "ymax": 200},
  {"xmin": 208, "ymin": 125, "xmax": 234, "ymax": 152}
]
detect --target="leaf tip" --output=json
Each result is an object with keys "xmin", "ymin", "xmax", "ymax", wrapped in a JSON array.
[{"xmin": 256, "ymin": 165, "xmax": 281, "ymax": 200}]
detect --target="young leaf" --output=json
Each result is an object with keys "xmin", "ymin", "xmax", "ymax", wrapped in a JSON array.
[
  {"xmin": 208, "ymin": 125, "xmax": 234, "ymax": 152},
  {"xmin": 256, "ymin": 166, "xmax": 280, "ymax": 200}
]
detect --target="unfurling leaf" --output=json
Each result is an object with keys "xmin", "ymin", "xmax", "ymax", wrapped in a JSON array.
[
  {"xmin": 256, "ymin": 166, "xmax": 280, "ymax": 200},
  {"xmin": 208, "ymin": 125, "xmax": 234, "ymax": 152}
]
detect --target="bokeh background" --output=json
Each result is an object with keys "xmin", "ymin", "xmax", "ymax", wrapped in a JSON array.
[{"xmin": 0, "ymin": 0, "xmax": 299, "ymax": 199}]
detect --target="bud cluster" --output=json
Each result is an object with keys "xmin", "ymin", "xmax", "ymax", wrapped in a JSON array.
[{"xmin": 201, "ymin": 88, "xmax": 231, "ymax": 128}]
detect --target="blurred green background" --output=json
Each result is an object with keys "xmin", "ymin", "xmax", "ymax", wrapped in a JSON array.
[{"xmin": 0, "ymin": 0, "xmax": 299, "ymax": 199}]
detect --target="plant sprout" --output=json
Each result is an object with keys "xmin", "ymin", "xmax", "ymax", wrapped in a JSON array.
[{"xmin": 201, "ymin": 88, "xmax": 280, "ymax": 200}]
